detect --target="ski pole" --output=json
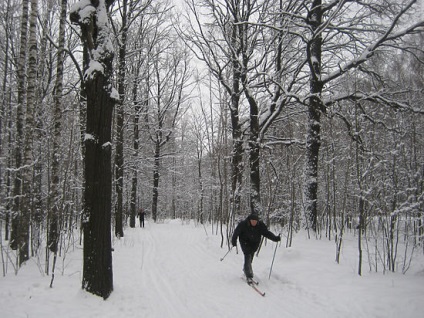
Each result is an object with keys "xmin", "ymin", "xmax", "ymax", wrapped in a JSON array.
[
  {"xmin": 220, "ymin": 246, "xmax": 233, "ymax": 261},
  {"xmin": 268, "ymin": 235, "xmax": 280, "ymax": 279}
]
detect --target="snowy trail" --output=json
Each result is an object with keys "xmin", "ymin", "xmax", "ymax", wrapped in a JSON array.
[
  {"xmin": 1, "ymin": 220, "xmax": 423, "ymax": 318},
  {"xmin": 113, "ymin": 221, "xmax": 244, "ymax": 317},
  {"xmin": 109, "ymin": 221, "xmax": 423, "ymax": 318}
]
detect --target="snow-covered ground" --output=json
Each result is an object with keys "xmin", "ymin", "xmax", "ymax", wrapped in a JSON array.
[{"xmin": 1, "ymin": 219, "xmax": 423, "ymax": 318}]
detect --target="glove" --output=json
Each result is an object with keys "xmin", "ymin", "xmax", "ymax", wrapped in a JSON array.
[{"xmin": 276, "ymin": 234, "xmax": 281, "ymax": 242}]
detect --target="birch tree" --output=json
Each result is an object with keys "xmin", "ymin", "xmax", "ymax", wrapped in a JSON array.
[
  {"xmin": 20, "ymin": 0, "xmax": 38, "ymax": 264},
  {"xmin": 0, "ymin": 0, "xmax": 16, "ymax": 243},
  {"xmin": 9, "ymin": 0, "xmax": 37, "ymax": 266},
  {"xmin": 10, "ymin": 0, "xmax": 29, "ymax": 263},
  {"xmin": 48, "ymin": 0, "xmax": 67, "ymax": 281}
]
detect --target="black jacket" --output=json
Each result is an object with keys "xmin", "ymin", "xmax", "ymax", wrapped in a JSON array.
[{"xmin": 231, "ymin": 218, "xmax": 279, "ymax": 255}]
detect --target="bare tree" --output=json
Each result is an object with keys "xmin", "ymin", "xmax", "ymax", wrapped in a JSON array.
[
  {"xmin": 110, "ymin": 0, "xmax": 153, "ymax": 233},
  {"xmin": 148, "ymin": 44, "xmax": 190, "ymax": 222},
  {"xmin": 183, "ymin": 0, "xmax": 304, "ymax": 221},
  {"xmin": 183, "ymin": 0, "xmax": 245, "ymax": 221},
  {"xmin": 272, "ymin": 0, "xmax": 424, "ymax": 233}
]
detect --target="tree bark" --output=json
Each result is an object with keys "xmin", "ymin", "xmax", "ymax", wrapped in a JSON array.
[
  {"xmin": 229, "ymin": 21, "xmax": 243, "ymax": 220},
  {"xmin": 70, "ymin": 0, "xmax": 115, "ymax": 299}
]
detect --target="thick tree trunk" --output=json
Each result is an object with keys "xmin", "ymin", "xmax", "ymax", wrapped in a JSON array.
[
  {"xmin": 230, "ymin": 118, "xmax": 243, "ymax": 218},
  {"xmin": 229, "ymin": 71, "xmax": 243, "ymax": 219},
  {"xmin": 227, "ymin": 13, "xmax": 244, "ymax": 219},
  {"xmin": 82, "ymin": 72, "xmax": 114, "ymax": 298},
  {"xmin": 245, "ymin": 89, "xmax": 261, "ymax": 216},
  {"xmin": 70, "ymin": 0, "xmax": 115, "ymax": 299},
  {"xmin": 244, "ymin": 81, "xmax": 261, "ymax": 216}
]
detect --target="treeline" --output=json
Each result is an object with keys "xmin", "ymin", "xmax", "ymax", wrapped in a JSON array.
[{"xmin": 0, "ymin": 0, "xmax": 423, "ymax": 295}]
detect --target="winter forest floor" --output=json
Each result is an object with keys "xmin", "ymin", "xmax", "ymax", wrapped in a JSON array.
[{"xmin": 1, "ymin": 219, "xmax": 423, "ymax": 318}]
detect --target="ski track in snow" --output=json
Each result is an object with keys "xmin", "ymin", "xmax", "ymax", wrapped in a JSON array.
[
  {"xmin": 1, "ymin": 220, "xmax": 423, "ymax": 318},
  {"xmin": 107, "ymin": 221, "xmax": 422, "ymax": 318}
]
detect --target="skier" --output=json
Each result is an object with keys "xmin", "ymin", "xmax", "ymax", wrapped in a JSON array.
[
  {"xmin": 231, "ymin": 213, "xmax": 280, "ymax": 282},
  {"xmin": 138, "ymin": 208, "xmax": 145, "ymax": 228}
]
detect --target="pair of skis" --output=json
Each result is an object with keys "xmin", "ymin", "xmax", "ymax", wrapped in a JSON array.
[{"xmin": 244, "ymin": 277, "xmax": 266, "ymax": 297}]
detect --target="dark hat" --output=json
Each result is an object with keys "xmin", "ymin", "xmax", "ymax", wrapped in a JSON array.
[{"xmin": 247, "ymin": 213, "xmax": 259, "ymax": 221}]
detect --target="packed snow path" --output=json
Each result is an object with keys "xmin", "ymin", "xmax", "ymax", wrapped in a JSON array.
[
  {"xmin": 1, "ymin": 220, "xmax": 423, "ymax": 318},
  {"xmin": 111, "ymin": 220, "xmax": 423, "ymax": 318}
]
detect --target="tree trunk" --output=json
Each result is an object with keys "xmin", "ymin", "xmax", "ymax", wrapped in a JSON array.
[
  {"xmin": 70, "ymin": 0, "xmax": 115, "ymax": 299},
  {"xmin": 303, "ymin": 0, "xmax": 323, "ymax": 232},
  {"xmin": 130, "ymin": 63, "xmax": 141, "ymax": 228},
  {"xmin": 49, "ymin": 0, "xmax": 67, "ymax": 254},
  {"xmin": 152, "ymin": 140, "xmax": 160, "ymax": 222},
  {"xmin": 18, "ymin": 0, "xmax": 39, "ymax": 266},
  {"xmin": 10, "ymin": 0, "xmax": 29, "ymax": 254},
  {"xmin": 244, "ymin": 87, "xmax": 261, "ymax": 216},
  {"xmin": 229, "ymin": 64, "xmax": 243, "ymax": 220},
  {"xmin": 197, "ymin": 146, "xmax": 204, "ymax": 224},
  {"xmin": 114, "ymin": 0, "xmax": 129, "ymax": 236},
  {"xmin": 1, "ymin": 0, "xmax": 13, "ymax": 242}
]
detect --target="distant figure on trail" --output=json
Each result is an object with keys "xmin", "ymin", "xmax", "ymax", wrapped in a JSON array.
[
  {"xmin": 231, "ymin": 213, "xmax": 280, "ymax": 283},
  {"xmin": 138, "ymin": 208, "xmax": 145, "ymax": 228}
]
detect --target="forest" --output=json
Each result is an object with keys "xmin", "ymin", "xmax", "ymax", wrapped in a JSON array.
[{"xmin": 0, "ymin": 0, "xmax": 423, "ymax": 299}]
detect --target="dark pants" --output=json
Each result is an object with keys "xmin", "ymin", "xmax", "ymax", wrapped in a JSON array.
[{"xmin": 243, "ymin": 253, "xmax": 254, "ymax": 278}]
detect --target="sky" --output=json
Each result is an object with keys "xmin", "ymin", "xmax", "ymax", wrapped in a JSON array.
[{"xmin": 1, "ymin": 219, "xmax": 423, "ymax": 318}]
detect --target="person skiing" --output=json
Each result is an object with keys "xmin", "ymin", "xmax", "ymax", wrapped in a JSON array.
[
  {"xmin": 231, "ymin": 213, "xmax": 280, "ymax": 282},
  {"xmin": 138, "ymin": 208, "xmax": 145, "ymax": 228}
]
